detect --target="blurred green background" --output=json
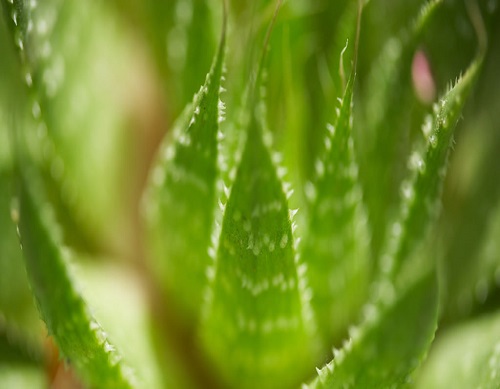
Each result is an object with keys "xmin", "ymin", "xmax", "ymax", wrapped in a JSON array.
[{"xmin": 1, "ymin": 0, "xmax": 499, "ymax": 387}]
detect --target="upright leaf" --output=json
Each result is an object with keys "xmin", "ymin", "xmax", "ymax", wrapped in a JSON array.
[
  {"xmin": 0, "ymin": 20, "xmax": 43, "ymax": 354},
  {"xmin": 200, "ymin": 115, "xmax": 315, "ymax": 388},
  {"xmin": 383, "ymin": 56, "xmax": 483, "ymax": 277},
  {"xmin": 16, "ymin": 165, "xmax": 135, "ymax": 389},
  {"xmin": 0, "ymin": 168, "xmax": 43, "ymax": 347},
  {"xmin": 358, "ymin": 0, "xmax": 442, "ymax": 260},
  {"xmin": 143, "ymin": 20, "xmax": 226, "ymax": 322},
  {"xmin": 275, "ymin": 0, "xmax": 358, "ymax": 186},
  {"xmin": 301, "ymin": 69, "xmax": 370, "ymax": 344},
  {"xmin": 306, "ymin": 52, "xmax": 483, "ymax": 389},
  {"xmin": 200, "ymin": 127, "xmax": 315, "ymax": 387}
]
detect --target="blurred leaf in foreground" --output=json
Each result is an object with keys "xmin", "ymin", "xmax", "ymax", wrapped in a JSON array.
[
  {"xmin": 17, "ymin": 164, "xmax": 136, "ymax": 389},
  {"xmin": 416, "ymin": 310, "xmax": 500, "ymax": 389}
]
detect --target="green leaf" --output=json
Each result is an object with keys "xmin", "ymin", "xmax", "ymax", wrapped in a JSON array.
[
  {"xmin": 308, "ymin": 270, "xmax": 437, "ymax": 389},
  {"xmin": 200, "ymin": 115, "xmax": 315, "ymax": 388},
  {"xmin": 0, "ymin": 168, "xmax": 43, "ymax": 351},
  {"xmin": 358, "ymin": 0, "xmax": 442, "ymax": 259},
  {"xmin": 0, "ymin": 84, "xmax": 43, "ymax": 356},
  {"xmin": 143, "ymin": 21, "xmax": 226, "ymax": 323},
  {"xmin": 117, "ymin": 0, "xmax": 218, "ymax": 117},
  {"xmin": 16, "ymin": 165, "xmax": 136, "ymax": 389},
  {"xmin": 382, "ymin": 56, "xmax": 483, "ymax": 277},
  {"xmin": 170, "ymin": 0, "xmax": 218, "ymax": 112},
  {"xmin": 277, "ymin": 0, "xmax": 359, "ymax": 186},
  {"xmin": 306, "ymin": 41, "xmax": 483, "ymax": 389},
  {"xmin": 73, "ymin": 261, "xmax": 165, "ymax": 389},
  {"xmin": 301, "ymin": 69, "xmax": 370, "ymax": 344},
  {"xmin": 416, "ymin": 311, "xmax": 500, "ymax": 389},
  {"xmin": 2, "ymin": 0, "xmax": 141, "ymax": 252}
]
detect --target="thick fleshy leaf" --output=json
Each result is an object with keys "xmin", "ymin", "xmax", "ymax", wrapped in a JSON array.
[
  {"xmin": 416, "ymin": 311, "xmax": 500, "ymax": 389},
  {"xmin": 0, "ymin": 41, "xmax": 43, "ymax": 353},
  {"xmin": 0, "ymin": 168, "xmax": 43, "ymax": 350},
  {"xmin": 1, "ymin": 0, "xmax": 141, "ymax": 252},
  {"xmin": 16, "ymin": 166, "xmax": 135, "ymax": 389},
  {"xmin": 143, "ymin": 22, "xmax": 226, "ymax": 322},
  {"xmin": 73, "ymin": 261, "xmax": 166, "ymax": 389},
  {"xmin": 359, "ymin": 0, "xmax": 442, "ymax": 260},
  {"xmin": 306, "ymin": 49, "xmax": 483, "ymax": 389},
  {"xmin": 200, "ymin": 113, "xmax": 315, "ymax": 388},
  {"xmin": 301, "ymin": 70, "xmax": 370, "ymax": 344},
  {"xmin": 308, "ymin": 270, "xmax": 437, "ymax": 388},
  {"xmin": 382, "ymin": 56, "xmax": 483, "ymax": 277},
  {"xmin": 165, "ymin": 0, "xmax": 218, "ymax": 112}
]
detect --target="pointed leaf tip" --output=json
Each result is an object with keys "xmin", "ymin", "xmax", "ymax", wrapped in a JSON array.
[
  {"xmin": 144, "ymin": 19, "xmax": 227, "ymax": 322},
  {"xmin": 302, "ymin": 64, "xmax": 370, "ymax": 344},
  {"xmin": 201, "ymin": 103, "xmax": 314, "ymax": 389},
  {"xmin": 387, "ymin": 55, "xmax": 483, "ymax": 277}
]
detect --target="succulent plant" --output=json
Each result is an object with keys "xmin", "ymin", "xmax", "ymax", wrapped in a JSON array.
[{"xmin": 1, "ymin": 0, "xmax": 500, "ymax": 388}]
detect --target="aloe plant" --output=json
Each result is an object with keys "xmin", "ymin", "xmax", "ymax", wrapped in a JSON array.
[{"xmin": 1, "ymin": 0, "xmax": 500, "ymax": 388}]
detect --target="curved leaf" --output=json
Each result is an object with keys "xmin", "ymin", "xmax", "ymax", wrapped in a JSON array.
[
  {"xmin": 306, "ymin": 44, "xmax": 483, "ymax": 389},
  {"xmin": 0, "ymin": 168, "xmax": 43, "ymax": 351},
  {"xmin": 73, "ymin": 262, "xmax": 165, "ymax": 389},
  {"xmin": 359, "ymin": 0, "xmax": 442, "ymax": 259},
  {"xmin": 0, "ymin": 34, "xmax": 43, "ymax": 354},
  {"xmin": 17, "ymin": 166, "xmax": 135, "ymax": 389},
  {"xmin": 383, "ymin": 56, "xmax": 483, "ymax": 277},
  {"xmin": 309, "ymin": 271, "xmax": 437, "ymax": 388},
  {"xmin": 2, "ymin": 0, "xmax": 141, "ymax": 252}
]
